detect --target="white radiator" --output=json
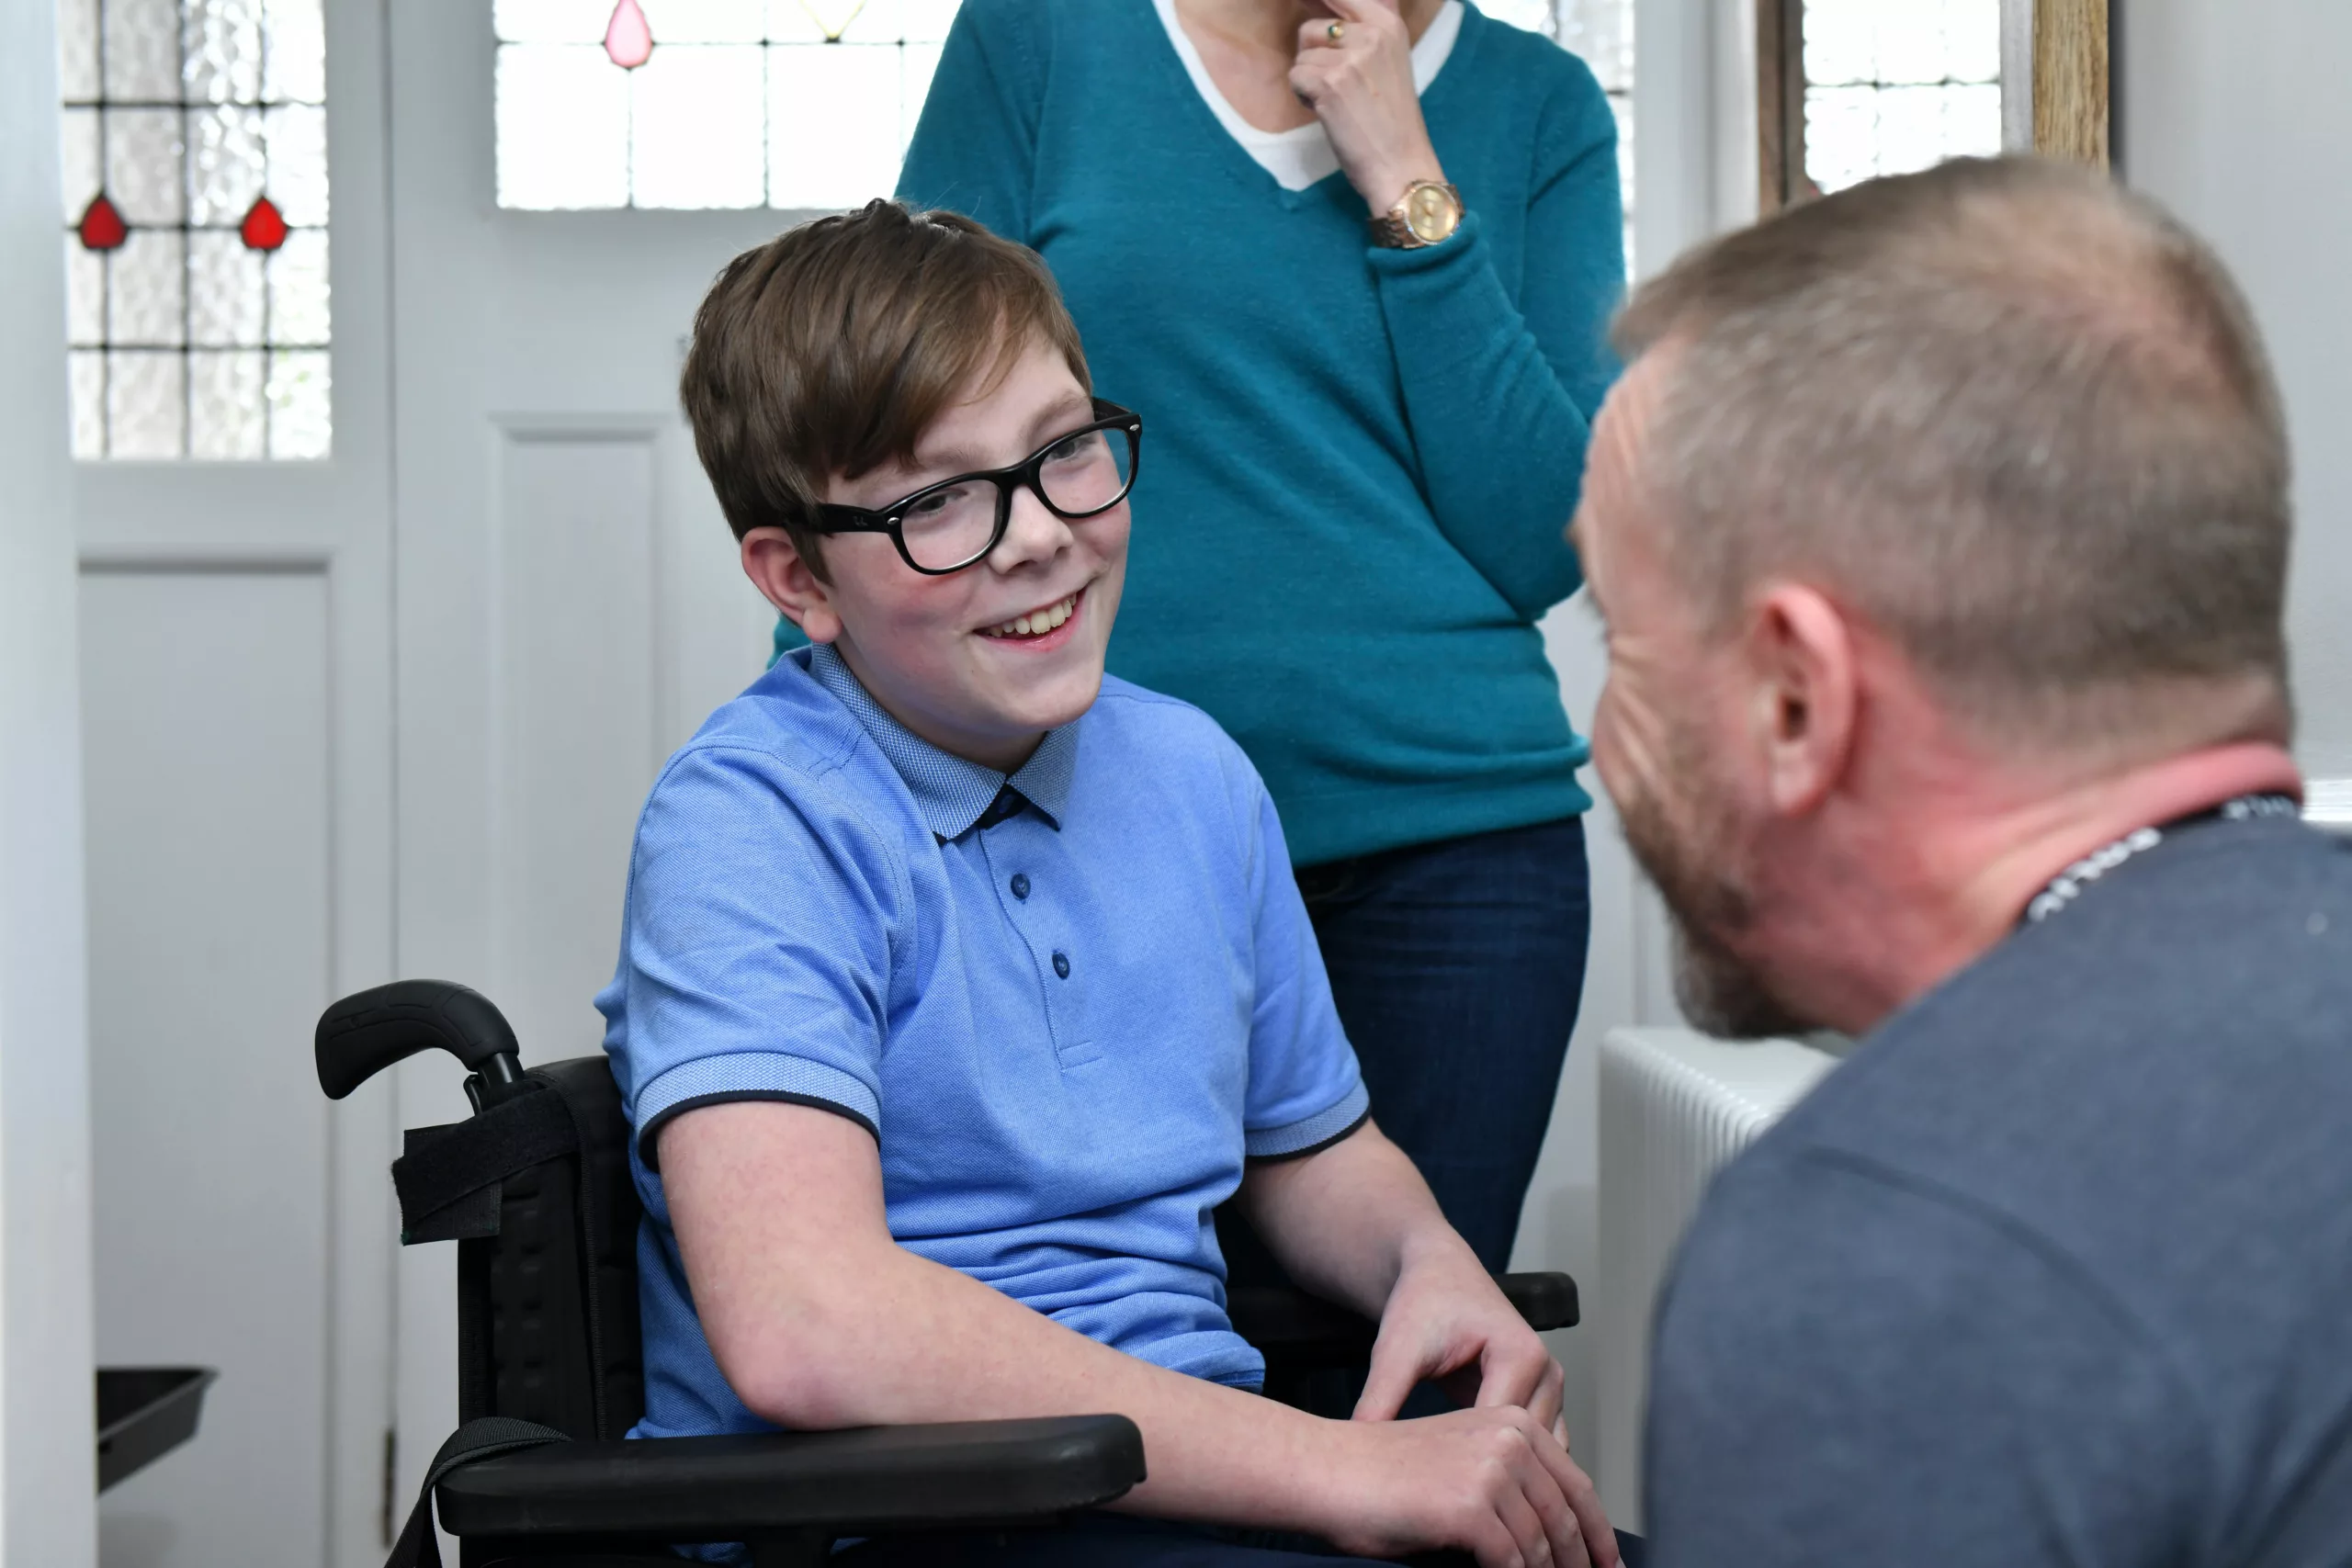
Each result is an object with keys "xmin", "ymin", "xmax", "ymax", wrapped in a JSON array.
[{"xmin": 1592, "ymin": 1027, "xmax": 1841, "ymax": 1528}]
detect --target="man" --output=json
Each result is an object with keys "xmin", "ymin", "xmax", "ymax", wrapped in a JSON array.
[{"xmin": 1571, "ymin": 156, "xmax": 2352, "ymax": 1562}]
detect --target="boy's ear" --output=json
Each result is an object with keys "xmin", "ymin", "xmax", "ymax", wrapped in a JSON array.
[{"xmin": 741, "ymin": 527, "xmax": 842, "ymax": 645}]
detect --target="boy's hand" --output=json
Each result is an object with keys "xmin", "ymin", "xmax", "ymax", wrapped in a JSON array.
[
  {"xmin": 1315, "ymin": 1406, "xmax": 1617, "ymax": 1568},
  {"xmin": 1357, "ymin": 1238, "xmax": 1567, "ymax": 1438}
]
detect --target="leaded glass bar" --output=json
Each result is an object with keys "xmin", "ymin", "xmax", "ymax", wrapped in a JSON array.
[{"xmin": 58, "ymin": 0, "xmax": 334, "ymax": 459}]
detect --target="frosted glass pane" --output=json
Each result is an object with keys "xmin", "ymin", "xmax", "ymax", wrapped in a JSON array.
[
  {"xmin": 1873, "ymin": 0, "xmax": 1953, "ymax": 85},
  {"xmin": 498, "ymin": 46, "xmax": 632, "ymax": 208},
  {"xmin": 266, "ymin": 350, "xmax": 332, "ymax": 458},
  {"xmin": 495, "ymin": 0, "xmax": 608, "ymax": 42},
  {"xmin": 1805, "ymin": 85, "xmax": 1881, "ymax": 193},
  {"xmin": 267, "ymin": 229, "xmax": 333, "ymax": 344},
  {"xmin": 1482, "ymin": 0, "xmax": 1553, "ymax": 35},
  {"xmin": 109, "ymin": 108, "xmax": 187, "ymax": 225},
  {"xmin": 1560, "ymin": 0, "xmax": 1633, "ymax": 93},
  {"xmin": 61, "ymin": 107, "xmax": 103, "ymax": 221},
  {"xmin": 59, "ymin": 0, "xmax": 102, "ymax": 99},
  {"xmin": 263, "ymin": 0, "xmax": 329, "ymax": 101},
  {"xmin": 71, "ymin": 352, "xmax": 107, "ymax": 459},
  {"xmin": 900, "ymin": 39, "xmax": 941, "ymax": 152},
  {"xmin": 190, "ymin": 231, "xmax": 266, "ymax": 344},
  {"xmin": 109, "ymin": 351, "xmax": 187, "ymax": 457},
  {"xmin": 1942, "ymin": 81, "xmax": 2000, "ymax": 153},
  {"xmin": 185, "ymin": 0, "xmax": 264, "ymax": 103},
  {"xmin": 1804, "ymin": 0, "xmax": 1875, "ymax": 86},
  {"xmin": 642, "ymin": 0, "xmax": 767, "ymax": 43},
  {"xmin": 631, "ymin": 46, "xmax": 768, "ymax": 208},
  {"xmin": 112, "ymin": 229, "xmax": 187, "ymax": 345},
  {"xmin": 768, "ymin": 44, "xmax": 899, "ymax": 208},
  {"xmin": 188, "ymin": 350, "xmax": 267, "ymax": 457},
  {"xmin": 763, "ymin": 0, "xmax": 829, "ymax": 42},
  {"xmin": 65, "ymin": 239, "xmax": 107, "ymax": 345},
  {"xmin": 1871, "ymin": 84, "xmax": 1957, "ymax": 174},
  {"xmin": 902, "ymin": 0, "xmax": 957, "ymax": 44},
  {"xmin": 265, "ymin": 104, "xmax": 332, "ymax": 225},
  {"xmin": 1939, "ymin": 0, "xmax": 2000, "ymax": 83},
  {"xmin": 107, "ymin": 0, "xmax": 183, "ymax": 98},
  {"xmin": 188, "ymin": 105, "xmax": 267, "ymax": 224},
  {"xmin": 767, "ymin": 0, "xmax": 899, "ymax": 42}
]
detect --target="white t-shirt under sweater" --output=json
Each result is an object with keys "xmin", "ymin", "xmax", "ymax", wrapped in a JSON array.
[{"xmin": 1150, "ymin": 0, "xmax": 1464, "ymax": 191}]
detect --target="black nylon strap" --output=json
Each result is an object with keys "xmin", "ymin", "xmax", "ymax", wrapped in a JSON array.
[
  {"xmin": 384, "ymin": 1417, "xmax": 570, "ymax": 1568},
  {"xmin": 393, "ymin": 1085, "xmax": 579, "ymax": 1243}
]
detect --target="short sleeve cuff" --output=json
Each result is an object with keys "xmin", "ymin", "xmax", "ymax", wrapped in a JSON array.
[
  {"xmin": 634, "ymin": 1052, "xmax": 881, "ymax": 1168},
  {"xmin": 1245, "ymin": 1081, "xmax": 1371, "ymax": 1161}
]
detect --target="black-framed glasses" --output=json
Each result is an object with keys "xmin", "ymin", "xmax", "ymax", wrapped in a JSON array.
[{"xmin": 810, "ymin": 399, "xmax": 1143, "ymax": 576}]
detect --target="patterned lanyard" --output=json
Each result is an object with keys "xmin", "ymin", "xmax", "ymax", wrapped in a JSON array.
[{"xmin": 2022, "ymin": 793, "xmax": 2300, "ymax": 926}]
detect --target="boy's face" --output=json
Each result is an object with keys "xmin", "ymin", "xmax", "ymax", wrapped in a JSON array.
[{"xmin": 745, "ymin": 336, "xmax": 1129, "ymax": 774}]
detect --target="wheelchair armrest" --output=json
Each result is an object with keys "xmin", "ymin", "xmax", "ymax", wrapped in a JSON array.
[
  {"xmin": 434, "ymin": 1416, "xmax": 1144, "ymax": 1543},
  {"xmin": 1231, "ymin": 1271, "xmax": 1580, "ymax": 1371}
]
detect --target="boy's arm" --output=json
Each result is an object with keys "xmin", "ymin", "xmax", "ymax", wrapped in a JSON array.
[{"xmin": 661, "ymin": 1100, "xmax": 1603, "ymax": 1568}]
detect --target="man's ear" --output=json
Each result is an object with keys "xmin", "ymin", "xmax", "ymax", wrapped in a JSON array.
[
  {"xmin": 741, "ymin": 527, "xmax": 842, "ymax": 645},
  {"xmin": 1744, "ymin": 582, "xmax": 1857, "ymax": 818}
]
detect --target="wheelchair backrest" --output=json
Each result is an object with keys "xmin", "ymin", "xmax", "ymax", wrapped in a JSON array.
[{"xmin": 394, "ymin": 1055, "xmax": 645, "ymax": 1441}]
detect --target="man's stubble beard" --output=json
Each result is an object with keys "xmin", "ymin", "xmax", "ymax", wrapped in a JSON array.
[{"xmin": 1615, "ymin": 749, "xmax": 1815, "ymax": 1041}]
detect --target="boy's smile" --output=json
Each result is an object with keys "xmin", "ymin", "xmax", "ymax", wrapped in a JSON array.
[{"xmin": 742, "ymin": 335, "xmax": 1129, "ymax": 775}]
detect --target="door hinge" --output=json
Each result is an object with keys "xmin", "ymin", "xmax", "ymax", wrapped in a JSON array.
[{"xmin": 380, "ymin": 1427, "xmax": 398, "ymax": 1548}]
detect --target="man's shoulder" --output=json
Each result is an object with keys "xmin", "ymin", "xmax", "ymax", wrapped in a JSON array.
[{"xmin": 1692, "ymin": 816, "xmax": 2352, "ymax": 1388}]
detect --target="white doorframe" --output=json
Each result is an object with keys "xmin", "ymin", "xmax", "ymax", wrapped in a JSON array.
[{"xmin": 0, "ymin": 0, "xmax": 98, "ymax": 1559}]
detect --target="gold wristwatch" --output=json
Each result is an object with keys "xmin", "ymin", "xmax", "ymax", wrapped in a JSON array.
[{"xmin": 1371, "ymin": 179, "xmax": 1464, "ymax": 249}]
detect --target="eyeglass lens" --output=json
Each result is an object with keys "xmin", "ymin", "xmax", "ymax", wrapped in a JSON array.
[{"xmin": 898, "ymin": 426, "xmax": 1135, "ymax": 571}]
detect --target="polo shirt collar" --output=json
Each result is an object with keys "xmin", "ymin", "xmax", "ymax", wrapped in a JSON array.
[{"xmin": 807, "ymin": 643, "xmax": 1076, "ymax": 839}]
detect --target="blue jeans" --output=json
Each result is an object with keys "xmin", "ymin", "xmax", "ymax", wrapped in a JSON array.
[{"xmin": 1295, "ymin": 817, "xmax": 1592, "ymax": 1270}]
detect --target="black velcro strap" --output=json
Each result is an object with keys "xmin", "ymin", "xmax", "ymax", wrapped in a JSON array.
[
  {"xmin": 393, "ymin": 1085, "xmax": 578, "ymax": 1244},
  {"xmin": 384, "ymin": 1417, "xmax": 571, "ymax": 1568}
]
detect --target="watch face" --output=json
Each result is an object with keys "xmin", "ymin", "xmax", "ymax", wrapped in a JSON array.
[{"xmin": 1407, "ymin": 184, "xmax": 1461, "ymax": 243}]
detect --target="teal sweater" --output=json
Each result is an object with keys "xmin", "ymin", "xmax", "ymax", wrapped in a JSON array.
[{"xmin": 865, "ymin": 0, "xmax": 1618, "ymax": 864}]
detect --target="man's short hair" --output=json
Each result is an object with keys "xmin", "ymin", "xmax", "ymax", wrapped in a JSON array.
[
  {"xmin": 1613, "ymin": 155, "xmax": 2291, "ymax": 747},
  {"xmin": 680, "ymin": 200, "xmax": 1091, "ymax": 572}
]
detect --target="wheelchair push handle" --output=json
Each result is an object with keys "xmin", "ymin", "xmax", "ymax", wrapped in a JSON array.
[{"xmin": 315, "ymin": 980, "xmax": 530, "ymax": 1107}]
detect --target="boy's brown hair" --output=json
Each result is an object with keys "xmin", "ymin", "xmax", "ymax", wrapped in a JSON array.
[{"xmin": 679, "ymin": 200, "xmax": 1091, "ymax": 578}]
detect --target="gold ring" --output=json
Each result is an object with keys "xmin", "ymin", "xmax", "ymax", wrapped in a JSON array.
[{"xmin": 1327, "ymin": 20, "xmax": 1344, "ymax": 41}]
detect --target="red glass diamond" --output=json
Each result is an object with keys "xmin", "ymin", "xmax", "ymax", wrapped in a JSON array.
[
  {"xmin": 604, "ymin": 0, "xmax": 652, "ymax": 68},
  {"xmin": 240, "ymin": 196, "xmax": 289, "ymax": 252},
  {"xmin": 78, "ymin": 193, "xmax": 128, "ymax": 252}
]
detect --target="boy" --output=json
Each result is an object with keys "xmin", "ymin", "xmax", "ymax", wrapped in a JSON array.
[{"xmin": 597, "ymin": 202, "xmax": 1612, "ymax": 1568}]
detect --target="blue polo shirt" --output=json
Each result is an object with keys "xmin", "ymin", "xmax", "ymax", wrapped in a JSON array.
[{"xmin": 596, "ymin": 644, "xmax": 1369, "ymax": 1441}]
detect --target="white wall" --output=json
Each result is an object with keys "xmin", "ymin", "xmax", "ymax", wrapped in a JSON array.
[
  {"xmin": 2120, "ymin": 4, "xmax": 2352, "ymax": 776},
  {"xmin": 0, "ymin": 0, "xmax": 100, "ymax": 1558}
]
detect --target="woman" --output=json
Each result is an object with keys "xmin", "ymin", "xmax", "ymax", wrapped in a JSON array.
[{"xmin": 875, "ymin": 0, "xmax": 1622, "ymax": 1273}]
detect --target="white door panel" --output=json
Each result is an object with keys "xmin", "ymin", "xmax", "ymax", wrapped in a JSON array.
[{"xmin": 84, "ymin": 569, "xmax": 334, "ymax": 1568}]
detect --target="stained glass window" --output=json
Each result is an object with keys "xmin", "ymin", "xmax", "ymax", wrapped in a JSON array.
[
  {"xmin": 493, "ymin": 1, "xmax": 958, "ymax": 210},
  {"xmin": 57, "ymin": 0, "xmax": 333, "ymax": 461},
  {"xmin": 1483, "ymin": 0, "xmax": 1634, "ymax": 276},
  {"xmin": 1802, "ymin": 0, "xmax": 2000, "ymax": 196}
]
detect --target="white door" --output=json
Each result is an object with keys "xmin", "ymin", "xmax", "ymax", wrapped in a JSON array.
[
  {"xmin": 71, "ymin": 0, "xmax": 398, "ymax": 1562},
  {"xmin": 382, "ymin": 2, "xmax": 795, "ymax": 1509}
]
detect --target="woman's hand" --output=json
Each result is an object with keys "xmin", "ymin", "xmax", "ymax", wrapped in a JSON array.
[{"xmin": 1290, "ymin": 0, "xmax": 1447, "ymax": 214}]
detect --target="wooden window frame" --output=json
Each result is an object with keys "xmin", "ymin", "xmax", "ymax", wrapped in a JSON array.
[{"xmin": 1758, "ymin": 0, "xmax": 2111, "ymax": 217}]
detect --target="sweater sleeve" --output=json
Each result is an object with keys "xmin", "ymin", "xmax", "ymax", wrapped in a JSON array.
[
  {"xmin": 894, "ymin": 0, "xmax": 1046, "ymax": 241},
  {"xmin": 1366, "ymin": 55, "xmax": 1623, "ymax": 621}
]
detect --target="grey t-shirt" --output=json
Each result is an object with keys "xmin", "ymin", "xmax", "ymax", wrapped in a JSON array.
[{"xmin": 1645, "ymin": 812, "xmax": 2352, "ymax": 1565}]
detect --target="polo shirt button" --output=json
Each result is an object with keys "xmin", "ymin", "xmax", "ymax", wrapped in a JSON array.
[
  {"xmin": 1011, "ymin": 874, "xmax": 1031, "ymax": 900},
  {"xmin": 1052, "ymin": 951, "xmax": 1070, "ymax": 979}
]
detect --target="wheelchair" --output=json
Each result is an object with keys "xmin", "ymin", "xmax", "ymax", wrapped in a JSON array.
[{"xmin": 317, "ymin": 980, "xmax": 1582, "ymax": 1568}]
